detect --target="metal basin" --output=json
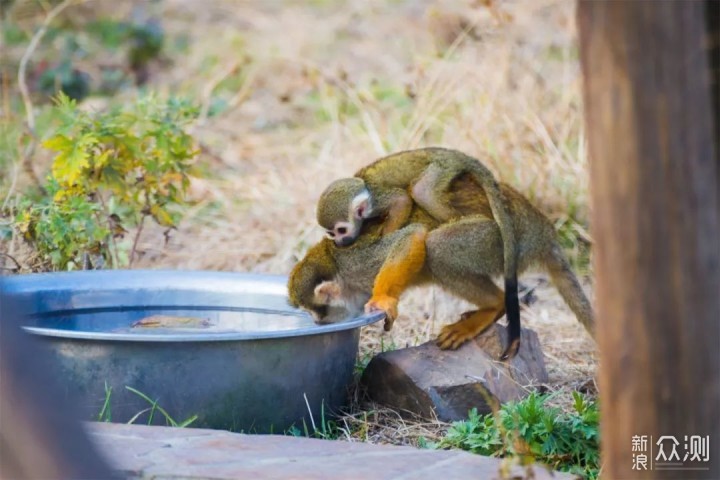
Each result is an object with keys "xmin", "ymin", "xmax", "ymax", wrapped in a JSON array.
[{"xmin": 1, "ymin": 270, "xmax": 383, "ymax": 432}]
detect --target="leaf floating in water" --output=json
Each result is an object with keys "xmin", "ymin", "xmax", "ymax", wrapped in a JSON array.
[{"xmin": 131, "ymin": 315, "xmax": 212, "ymax": 329}]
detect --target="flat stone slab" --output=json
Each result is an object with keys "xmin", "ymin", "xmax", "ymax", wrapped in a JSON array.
[{"xmin": 89, "ymin": 422, "xmax": 577, "ymax": 479}]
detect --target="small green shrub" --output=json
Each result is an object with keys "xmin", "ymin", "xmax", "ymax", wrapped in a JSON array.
[
  {"xmin": 16, "ymin": 93, "xmax": 199, "ymax": 271},
  {"xmin": 436, "ymin": 391, "xmax": 600, "ymax": 479}
]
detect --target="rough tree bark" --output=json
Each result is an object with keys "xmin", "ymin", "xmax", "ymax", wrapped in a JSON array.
[{"xmin": 578, "ymin": 1, "xmax": 720, "ymax": 479}]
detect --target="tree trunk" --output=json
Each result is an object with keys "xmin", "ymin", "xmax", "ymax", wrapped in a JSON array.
[{"xmin": 578, "ymin": 1, "xmax": 720, "ymax": 478}]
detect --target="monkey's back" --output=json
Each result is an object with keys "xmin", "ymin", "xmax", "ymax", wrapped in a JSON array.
[{"xmin": 356, "ymin": 149, "xmax": 436, "ymax": 188}]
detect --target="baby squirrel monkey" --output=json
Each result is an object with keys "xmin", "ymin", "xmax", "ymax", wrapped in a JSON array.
[
  {"xmin": 317, "ymin": 147, "xmax": 522, "ymax": 356},
  {"xmin": 292, "ymin": 170, "xmax": 595, "ymax": 359}
]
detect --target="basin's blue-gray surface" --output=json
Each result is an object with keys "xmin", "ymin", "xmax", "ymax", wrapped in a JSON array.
[{"xmin": 2, "ymin": 270, "xmax": 383, "ymax": 432}]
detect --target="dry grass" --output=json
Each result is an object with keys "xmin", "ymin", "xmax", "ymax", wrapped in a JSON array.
[
  {"xmin": 2, "ymin": 0, "xmax": 597, "ymax": 442},
  {"xmin": 334, "ymin": 405, "xmax": 449, "ymax": 447}
]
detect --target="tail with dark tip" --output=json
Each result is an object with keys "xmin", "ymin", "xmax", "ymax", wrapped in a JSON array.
[
  {"xmin": 501, "ymin": 276, "xmax": 521, "ymax": 360},
  {"xmin": 465, "ymin": 162, "xmax": 521, "ymax": 360}
]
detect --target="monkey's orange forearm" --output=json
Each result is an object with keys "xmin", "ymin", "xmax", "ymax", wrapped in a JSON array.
[{"xmin": 372, "ymin": 229, "xmax": 426, "ymax": 300}]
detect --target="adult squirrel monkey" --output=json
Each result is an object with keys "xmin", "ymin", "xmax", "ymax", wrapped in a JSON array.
[
  {"xmin": 293, "ymin": 174, "xmax": 595, "ymax": 359},
  {"xmin": 316, "ymin": 147, "xmax": 522, "ymax": 356}
]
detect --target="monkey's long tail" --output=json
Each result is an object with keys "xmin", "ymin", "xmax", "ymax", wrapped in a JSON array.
[
  {"xmin": 545, "ymin": 244, "xmax": 595, "ymax": 337},
  {"xmin": 467, "ymin": 166, "xmax": 521, "ymax": 359}
]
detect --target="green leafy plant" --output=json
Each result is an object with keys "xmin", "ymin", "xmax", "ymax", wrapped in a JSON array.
[
  {"xmin": 436, "ymin": 392, "xmax": 600, "ymax": 479},
  {"xmin": 16, "ymin": 93, "xmax": 199, "ymax": 271}
]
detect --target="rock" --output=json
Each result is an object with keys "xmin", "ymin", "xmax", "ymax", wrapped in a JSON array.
[
  {"xmin": 360, "ymin": 324, "xmax": 548, "ymax": 422},
  {"xmin": 89, "ymin": 422, "xmax": 579, "ymax": 480}
]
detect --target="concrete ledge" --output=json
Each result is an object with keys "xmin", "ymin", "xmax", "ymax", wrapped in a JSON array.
[{"xmin": 88, "ymin": 422, "xmax": 578, "ymax": 479}]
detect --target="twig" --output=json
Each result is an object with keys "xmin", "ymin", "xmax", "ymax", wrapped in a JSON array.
[
  {"xmin": 18, "ymin": 0, "xmax": 76, "ymax": 132},
  {"xmin": 197, "ymin": 61, "xmax": 241, "ymax": 125},
  {"xmin": 129, "ymin": 213, "xmax": 147, "ymax": 268},
  {"xmin": 17, "ymin": 0, "xmax": 78, "ymax": 190},
  {"xmin": 1, "ymin": 150, "xmax": 20, "ymax": 211},
  {"xmin": 1, "ymin": 252, "xmax": 21, "ymax": 271},
  {"xmin": 226, "ymin": 66, "xmax": 257, "ymax": 110},
  {"xmin": 303, "ymin": 393, "xmax": 317, "ymax": 433},
  {"xmin": 95, "ymin": 194, "xmax": 120, "ymax": 268}
]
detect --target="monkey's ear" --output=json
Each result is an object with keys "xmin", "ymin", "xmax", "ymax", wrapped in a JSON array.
[
  {"xmin": 352, "ymin": 190, "xmax": 372, "ymax": 219},
  {"xmin": 314, "ymin": 281, "xmax": 342, "ymax": 305}
]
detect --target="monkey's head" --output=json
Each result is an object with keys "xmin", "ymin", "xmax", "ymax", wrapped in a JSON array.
[
  {"xmin": 317, "ymin": 178, "xmax": 373, "ymax": 247},
  {"xmin": 288, "ymin": 277, "xmax": 366, "ymax": 325},
  {"xmin": 287, "ymin": 239, "xmax": 367, "ymax": 324},
  {"xmin": 308, "ymin": 280, "xmax": 366, "ymax": 324},
  {"xmin": 287, "ymin": 243, "xmax": 368, "ymax": 325}
]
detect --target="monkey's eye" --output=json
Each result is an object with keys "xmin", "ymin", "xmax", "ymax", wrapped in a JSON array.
[{"xmin": 337, "ymin": 226, "xmax": 347, "ymax": 235}]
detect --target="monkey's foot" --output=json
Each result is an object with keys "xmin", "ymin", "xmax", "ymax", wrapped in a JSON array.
[
  {"xmin": 364, "ymin": 295, "xmax": 399, "ymax": 331},
  {"xmin": 436, "ymin": 309, "xmax": 496, "ymax": 350}
]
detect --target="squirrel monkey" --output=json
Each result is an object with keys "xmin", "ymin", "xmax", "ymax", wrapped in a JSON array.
[
  {"xmin": 288, "ymin": 215, "xmax": 594, "ymax": 358},
  {"xmin": 316, "ymin": 147, "xmax": 522, "ymax": 357},
  {"xmin": 292, "ymin": 177, "xmax": 594, "ymax": 358}
]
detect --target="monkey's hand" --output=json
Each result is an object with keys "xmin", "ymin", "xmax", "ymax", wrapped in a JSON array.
[{"xmin": 364, "ymin": 295, "xmax": 399, "ymax": 331}]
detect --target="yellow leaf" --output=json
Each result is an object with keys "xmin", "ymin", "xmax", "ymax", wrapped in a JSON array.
[
  {"xmin": 95, "ymin": 149, "xmax": 113, "ymax": 168},
  {"xmin": 150, "ymin": 204, "xmax": 174, "ymax": 227},
  {"xmin": 53, "ymin": 188, "xmax": 67, "ymax": 202},
  {"xmin": 42, "ymin": 135, "xmax": 73, "ymax": 152},
  {"xmin": 49, "ymin": 134, "xmax": 95, "ymax": 186},
  {"xmin": 161, "ymin": 172, "xmax": 183, "ymax": 184},
  {"xmin": 52, "ymin": 184, "xmax": 79, "ymax": 202}
]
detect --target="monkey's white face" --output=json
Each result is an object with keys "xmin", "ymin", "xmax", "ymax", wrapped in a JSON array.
[
  {"xmin": 324, "ymin": 220, "xmax": 358, "ymax": 247},
  {"xmin": 324, "ymin": 190, "xmax": 372, "ymax": 247}
]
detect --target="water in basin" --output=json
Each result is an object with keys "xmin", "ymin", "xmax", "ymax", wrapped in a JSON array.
[{"xmin": 33, "ymin": 308, "xmax": 314, "ymax": 335}]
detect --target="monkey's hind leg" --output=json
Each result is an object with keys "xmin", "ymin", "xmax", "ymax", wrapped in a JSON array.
[
  {"xmin": 425, "ymin": 216, "xmax": 517, "ymax": 357},
  {"xmin": 410, "ymin": 163, "xmax": 458, "ymax": 221},
  {"xmin": 435, "ymin": 279, "xmax": 506, "ymax": 350},
  {"xmin": 379, "ymin": 189, "xmax": 414, "ymax": 236}
]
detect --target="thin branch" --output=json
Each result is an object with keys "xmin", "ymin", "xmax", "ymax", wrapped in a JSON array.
[
  {"xmin": 197, "ymin": 61, "xmax": 241, "ymax": 125},
  {"xmin": 0, "ymin": 252, "xmax": 21, "ymax": 271},
  {"xmin": 1, "ymin": 154, "xmax": 20, "ymax": 211},
  {"xmin": 18, "ymin": 0, "xmax": 76, "ymax": 132},
  {"xmin": 17, "ymin": 0, "xmax": 78, "ymax": 190},
  {"xmin": 95, "ymin": 193, "xmax": 120, "ymax": 269},
  {"xmin": 2, "ymin": 118, "xmax": 31, "ymax": 210},
  {"xmin": 128, "ymin": 213, "xmax": 147, "ymax": 268}
]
